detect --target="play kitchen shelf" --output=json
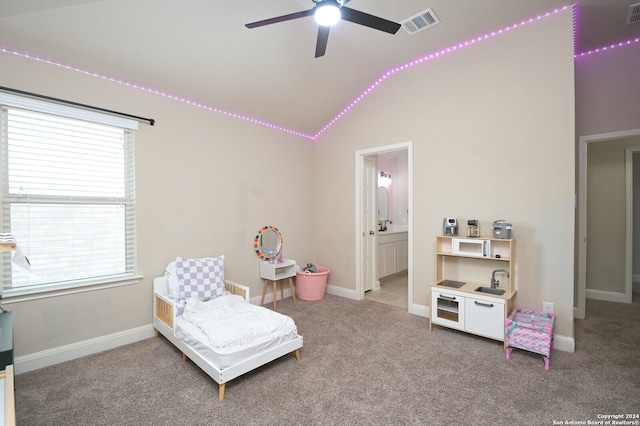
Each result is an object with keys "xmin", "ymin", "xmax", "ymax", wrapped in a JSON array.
[{"xmin": 429, "ymin": 236, "xmax": 516, "ymax": 343}]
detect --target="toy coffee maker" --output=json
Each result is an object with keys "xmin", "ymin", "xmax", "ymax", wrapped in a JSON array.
[{"xmin": 467, "ymin": 219, "xmax": 479, "ymax": 238}]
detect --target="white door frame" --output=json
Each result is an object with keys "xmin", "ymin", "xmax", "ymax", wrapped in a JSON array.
[
  {"xmin": 362, "ymin": 156, "xmax": 377, "ymax": 293},
  {"xmin": 355, "ymin": 141, "xmax": 413, "ymax": 311},
  {"xmin": 577, "ymin": 128, "xmax": 640, "ymax": 319},
  {"xmin": 625, "ymin": 147, "xmax": 640, "ymax": 301}
]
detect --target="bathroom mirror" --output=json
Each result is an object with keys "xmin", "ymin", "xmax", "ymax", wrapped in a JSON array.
[
  {"xmin": 377, "ymin": 187, "xmax": 389, "ymax": 222},
  {"xmin": 254, "ymin": 225, "xmax": 282, "ymax": 262}
]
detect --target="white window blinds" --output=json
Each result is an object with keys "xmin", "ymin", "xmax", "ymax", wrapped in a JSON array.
[{"xmin": 1, "ymin": 103, "xmax": 137, "ymax": 295}]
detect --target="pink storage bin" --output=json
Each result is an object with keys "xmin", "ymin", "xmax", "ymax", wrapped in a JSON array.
[
  {"xmin": 296, "ymin": 266, "xmax": 330, "ymax": 301},
  {"xmin": 505, "ymin": 306, "xmax": 555, "ymax": 370}
]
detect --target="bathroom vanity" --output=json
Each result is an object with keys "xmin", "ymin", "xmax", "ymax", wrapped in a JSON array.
[
  {"xmin": 429, "ymin": 236, "xmax": 516, "ymax": 343},
  {"xmin": 378, "ymin": 230, "xmax": 408, "ymax": 279}
]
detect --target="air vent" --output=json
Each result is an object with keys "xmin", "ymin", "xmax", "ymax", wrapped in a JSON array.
[
  {"xmin": 627, "ymin": 3, "xmax": 640, "ymax": 25},
  {"xmin": 401, "ymin": 8, "xmax": 440, "ymax": 35}
]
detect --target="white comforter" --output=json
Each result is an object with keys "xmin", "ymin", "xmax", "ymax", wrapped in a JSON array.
[{"xmin": 182, "ymin": 294, "xmax": 297, "ymax": 350}]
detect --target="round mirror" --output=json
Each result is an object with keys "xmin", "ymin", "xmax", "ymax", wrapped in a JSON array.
[{"xmin": 254, "ymin": 225, "xmax": 282, "ymax": 262}]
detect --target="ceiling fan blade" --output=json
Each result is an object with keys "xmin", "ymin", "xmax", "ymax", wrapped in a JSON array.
[
  {"xmin": 245, "ymin": 9, "xmax": 314, "ymax": 29},
  {"xmin": 315, "ymin": 25, "xmax": 331, "ymax": 58},
  {"xmin": 340, "ymin": 7, "xmax": 401, "ymax": 34}
]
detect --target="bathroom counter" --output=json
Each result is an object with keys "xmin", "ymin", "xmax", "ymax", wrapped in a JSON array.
[{"xmin": 378, "ymin": 225, "xmax": 408, "ymax": 235}]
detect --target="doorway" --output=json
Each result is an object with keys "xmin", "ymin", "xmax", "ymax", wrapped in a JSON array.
[
  {"xmin": 355, "ymin": 142, "xmax": 413, "ymax": 312},
  {"xmin": 577, "ymin": 129, "xmax": 640, "ymax": 319}
]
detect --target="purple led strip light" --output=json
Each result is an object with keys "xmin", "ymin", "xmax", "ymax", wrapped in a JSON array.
[
  {"xmin": 574, "ymin": 37, "xmax": 640, "ymax": 58},
  {"xmin": 0, "ymin": 46, "xmax": 313, "ymax": 139},
  {"xmin": 1, "ymin": 4, "xmax": 637, "ymax": 140}
]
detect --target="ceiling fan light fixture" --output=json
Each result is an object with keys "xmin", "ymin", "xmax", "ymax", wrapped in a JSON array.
[{"xmin": 314, "ymin": 2, "xmax": 341, "ymax": 27}]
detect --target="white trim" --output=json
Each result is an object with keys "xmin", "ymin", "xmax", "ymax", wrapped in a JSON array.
[
  {"xmin": 2, "ymin": 275, "xmax": 143, "ymax": 303},
  {"xmin": 355, "ymin": 142, "xmax": 413, "ymax": 312},
  {"xmin": 0, "ymin": 92, "xmax": 138, "ymax": 130},
  {"xmin": 586, "ymin": 288, "xmax": 628, "ymax": 303},
  {"xmin": 14, "ymin": 324, "xmax": 155, "ymax": 375},
  {"xmin": 326, "ymin": 284, "xmax": 357, "ymax": 300},
  {"xmin": 253, "ymin": 283, "xmax": 360, "ymax": 304},
  {"xmin": 411, "ymin": 303, "xmax": 429, "ymax": 319},
  {"xmin": 577, "ymin": 128, "xmax": 640, "ymax": 319},
  {"xmin": 250, "ymin": 286, "xmax": 294, "ymax": 306},
  {"xmin": 625, "ymin": 147, "xmax": 639, "ymax": 304},
  {"xmin": 551, "ymin": 334, "xmax": 575, "ymax": 353},
  {"xmin": 354, "ymin": 154, "xmax": 366, "ymax": 302}
]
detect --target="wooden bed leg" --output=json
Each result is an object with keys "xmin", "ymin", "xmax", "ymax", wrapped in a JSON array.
[
  {"xmin": 155, "ymin": 329, "xmax": 159, "ymax": 338},
  {"xmin": 182, "ymin": 353, "xmax": 187, "ymax": 362},
  {"xmin": 294, "ymin": 349, "xmax": 301, "ymax": 361},
  {"xmin": 219, "ymin": 383, "xmax": 225, "ymax": 402}
]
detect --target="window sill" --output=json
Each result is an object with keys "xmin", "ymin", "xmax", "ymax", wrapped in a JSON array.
[{"xmin": 1, "ymin": 274, "xmax": 144, "ymax": 303}]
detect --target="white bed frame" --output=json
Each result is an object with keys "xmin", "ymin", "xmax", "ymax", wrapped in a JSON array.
[{"xmin": 153, "ymin": 276, "xmax": 303, "ymax": 401}]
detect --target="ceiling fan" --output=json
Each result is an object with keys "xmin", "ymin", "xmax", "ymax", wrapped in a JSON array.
[{"xmin": 245, "ymin": 0, "xmax": 402, "ymax": 58}]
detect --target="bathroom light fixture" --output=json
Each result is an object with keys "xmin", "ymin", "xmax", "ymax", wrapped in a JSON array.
[{"xmin": 314, "ymin": 1, "xmax": 341, "ymax": 27}]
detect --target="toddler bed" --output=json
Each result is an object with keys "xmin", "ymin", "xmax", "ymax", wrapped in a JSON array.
[{"xmin": 153, "ymin": 256, "xmax": 303, "ymax": 401}]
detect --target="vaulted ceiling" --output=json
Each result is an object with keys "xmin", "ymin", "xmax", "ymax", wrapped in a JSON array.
[{"xmin": 1, "ymin": 1, "xmax": 639, "ymax": 138}]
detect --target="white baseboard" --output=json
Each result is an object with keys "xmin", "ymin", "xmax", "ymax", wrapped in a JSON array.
[
  {"xmin": 410, "ymin": 303, "xmax": 429, "ymax": 318},
  {"xmin": 250, "ymin": 285, "xmax": 296, "ymax": 306},
  {"xmin": 14, "ymin": 324, "xmax": 155, "ymax": 375},
  {"xmin": 326, "ymin": 284, "xmax": 357, "ymax": 300},
  {"xmin": 250, "ymin": 284, "xmax": 356, "ymax": 304},
  {"xmin": 553, "ymin": 334, "xmax": 575, "ymax": 353},
  {"xmin": 586, "ymin": 288, "xmax": 628, "ymax": 303}
]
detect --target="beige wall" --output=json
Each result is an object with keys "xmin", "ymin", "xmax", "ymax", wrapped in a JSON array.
[
  {"xmin": 0, "ymin": 53, "xmax": 315, "ymax": 357},
  {"xmin": 575, "ymin": 42, "xmax": 640, "ymax": 137},
  {"xmin": 312, "ymin": 10, "xmax": 576, "ymax": 338}
]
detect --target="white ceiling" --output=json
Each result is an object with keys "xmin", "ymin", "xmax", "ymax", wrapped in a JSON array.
[{"xmin": 1, "ymin": 0, "xmax": 639, "ymax": 137}]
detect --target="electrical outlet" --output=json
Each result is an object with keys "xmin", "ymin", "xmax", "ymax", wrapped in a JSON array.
[{"xmin": 543, "ymin": 302, "xmax": 554, "ymax": 314}]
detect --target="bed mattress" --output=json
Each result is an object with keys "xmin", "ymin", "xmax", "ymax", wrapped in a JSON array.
[{"xmin": 174, "ymin": 297, "xmax": 299, "ymax": 369}]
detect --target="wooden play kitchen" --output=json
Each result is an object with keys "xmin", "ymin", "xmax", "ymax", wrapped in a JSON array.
[{"xmin": 429, "ymin": 235, "xmax": 516, "ymax": 342}]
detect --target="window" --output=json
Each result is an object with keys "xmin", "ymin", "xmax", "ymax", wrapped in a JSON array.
[{"xmin": 1, "ymin": 93, "xmax": 139, "ymax": 298}]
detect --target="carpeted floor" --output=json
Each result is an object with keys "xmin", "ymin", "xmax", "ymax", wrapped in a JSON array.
[{"xmin": 14, "ymin": 293, "xmax": 640, "ymax": 425}]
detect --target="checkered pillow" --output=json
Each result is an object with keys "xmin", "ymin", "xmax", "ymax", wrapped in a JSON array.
[{"xmin": 176, "ymin": 256, "xmax": 226, "ymax": 301}]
